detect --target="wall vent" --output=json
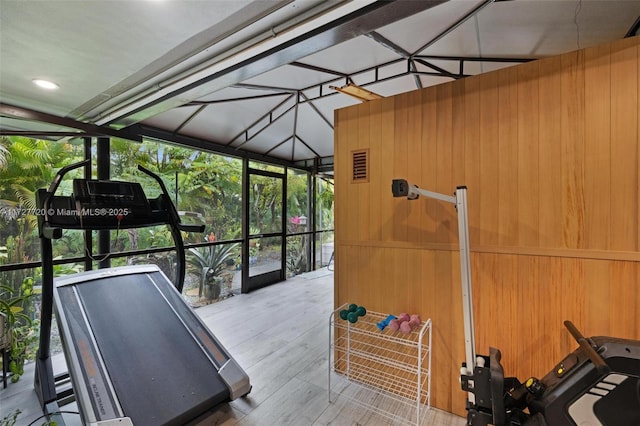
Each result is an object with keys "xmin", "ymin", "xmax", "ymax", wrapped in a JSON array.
[{"xmin": 352, "ymin": 149, "xmax": 369, "ymax": 183}]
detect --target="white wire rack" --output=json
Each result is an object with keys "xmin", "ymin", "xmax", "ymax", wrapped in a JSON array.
[{"xmin": 329, "ymin": 304, "xmax": 432, "ymax": 425}]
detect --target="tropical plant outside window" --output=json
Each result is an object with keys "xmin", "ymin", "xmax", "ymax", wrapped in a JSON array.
[
  {"xmin": 287, "ymin": 169, "xmax": 310, "ymax": 277},
  {"xmin": 315, "ymin": 176, "xmax": 334, "ymax": 269}
]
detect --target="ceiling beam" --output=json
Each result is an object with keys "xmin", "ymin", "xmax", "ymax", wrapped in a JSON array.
[
  {"xmin": 289, "ymin": 61, "xmax": 347, "ymax": 78},
  {"xmin": 227, "ymin": 95, "xmax": 296, "ymax": 148},
  {"xmin": 0, "ymin": 131, "xmax": 94, "ymax": 138},
  {"xmin": 0, "ymin": 103, "xmax": 142, "ymax": 142},
  {"xmin": 263, "ymin": 135, "xmax": 293, "ymax": 156},
  {"xmin": 365, "ymin": 31, "xmax": 423, "ymax": 89},
  {"xmin": 414, "ymin": 54, "xmax": 532, "ymax": 63},
  {"xmin": 186, "ymin": 92, "xmax": 288, "ymax": 106},
  {"xmin": 233, "ymin": 83, "xmax": 297, "ymax": 94},
  {"xmin": 174, "ymin": 105, "xmax": 207, "ymax": 133},
  {"xmin": 294, "ymin": 134, "xmax": 321, "ymax": 159},
  {"xmin": 625, "ymin": 15, "xmax": 640, "ymax": 37},
  {"xmin": 299, "ymin": 93, "xmax": 333, "ymax": 130},
  {"xmin": 296, "ymin": 53, "xmax": 533, "ymax": 102},
  {"xmin": 413, "ymin": 58, "xmax": 462, "ymax": 80},
  {"xmin": 133, "ymin": 124, "xmax": 310, "ymax": 171},
  {"xmin": 99, "ymin": 0, "xmax": 450, "ymax": 129},
  {"xmin": 412, "ymin": 0, "xmax": 495, "ymax": 56},
  {"xmin": 365, "ymin": 31, "xmax": 411, "ymax": 59}
]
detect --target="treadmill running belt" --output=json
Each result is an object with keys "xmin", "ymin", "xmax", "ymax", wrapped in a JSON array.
[{"xmin": 72, "ymin": 272, "xmax": 229, "ymax": 425}]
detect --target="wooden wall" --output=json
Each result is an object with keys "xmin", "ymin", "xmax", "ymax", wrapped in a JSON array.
[{"xmin": 333, "ymin": 36, "xmax": 640, "ymax": 416}]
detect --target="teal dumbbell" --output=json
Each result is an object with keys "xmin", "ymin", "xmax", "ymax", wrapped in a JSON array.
[{"xmin": 340, "ymin": 304, "xmax": 367, "ymax": 324}]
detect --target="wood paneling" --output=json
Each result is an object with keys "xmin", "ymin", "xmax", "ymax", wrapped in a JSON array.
[
  {"xmin": 497, "ymin": 66, "xmax": 519, "ymax": 246},
  {"xmin": 334, "ymin": 36, "xmax": 640, "ymax": 417},
  {"xmin": 380, "ymin": 98, "xmax": 396, "ymax": 243},
  {"xmin": 421, "ymin": 86, "xmax": 439, "ymax": 237},
  {"xmin": 610, "ymin": 37, "xmax": 638, "ymax": 251},
  {"xmin": 478, "ymin": 72, "xmax": 500, "ymax": 246},
  {"xmin": 584, "ymin": 43, "xmax": 611, "ymax": 250},
  {"xmin": 560, "ymin": 50, "xmax": 585, "ymax": 249},
  {"xmin": 516, "ymin": 61, "xmax": 539, "ymax": 247},
  {"xmin": 537, "ymin": 56, "xmax": 563, "ymax": 248}
]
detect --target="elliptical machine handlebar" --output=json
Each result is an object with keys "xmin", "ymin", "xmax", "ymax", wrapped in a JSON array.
[{"xmin": 564, "ymin": 320, "xmax": 610, "ymax": 374}]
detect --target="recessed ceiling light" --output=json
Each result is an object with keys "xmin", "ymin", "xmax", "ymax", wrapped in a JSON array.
[{"xmin": 32, "ymin": 79, "xmax": 60, "ymax": 90}]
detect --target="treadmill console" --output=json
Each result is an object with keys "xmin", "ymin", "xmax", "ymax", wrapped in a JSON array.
[
  {"xmin": 64, "ymin": 179, "xmax": 154, "ymax": 228},
  {"xmin": 73, "ymin": 179, "xmax": 150, "ymax": 209}
]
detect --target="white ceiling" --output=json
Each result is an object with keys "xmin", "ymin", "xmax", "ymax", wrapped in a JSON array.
[{"xmin": 1, "ymin": 0, "xmax": 639, "ymax": 167}]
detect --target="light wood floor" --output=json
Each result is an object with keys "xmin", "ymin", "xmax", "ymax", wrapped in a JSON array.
[{"xmin": 0, "ymin": 269, "xmax": 466, "ymax": 425}]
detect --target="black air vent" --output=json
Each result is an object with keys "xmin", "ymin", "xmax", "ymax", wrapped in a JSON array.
[{"xmin": 352, "ymin": 149, "xmax": 369, "ymax": 183}]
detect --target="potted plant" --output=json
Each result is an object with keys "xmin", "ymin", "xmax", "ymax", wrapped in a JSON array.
[
  {"xmin": 249, "ymin": 240, "xmax": 260, "ymax": 265},
  {"xmin": 187, "ymin": 243, "xmax": 238, "ymax": 300}
]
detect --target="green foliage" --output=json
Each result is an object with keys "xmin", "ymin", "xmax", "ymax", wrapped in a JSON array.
[
  {"xmin": 0, "ymin": 409, "xmax": 57, "ymax": 426},
  {"xmin": 287, "ymin": 170, "xmax": 308, "ymax": 219},
  {"xmin": 286, "ymin": 235, "xmax": 307, "ymax": 277},
  {"xmin": 187, "ymin": 243, "xmax": 239, "ymax": 279},
  {"xmin": 0, "ymin": 137, "xmax": 85, "ymax": 265},
  {"xmin": 111, "ymin": 140, "xmax": 242, "ymax": 242},
  {"xmin": 139, "ymin": 227, "xmax": 174, "ymax": 249},
  {"xmin": 53, "ymin": 261, "xmax": 83, "ymax": 277},
  {"xmin": 250, "ymin": 174, "xmax": 283, "ymax": 234},
  {"xmin": 187, "ymin": 243, "xmax": 239, "ymax": 299},
  {"xmin": 0, "ymin": 137, "xmax": 79, "ymax": 202},
  {"xmin": 0, "ymin": 276, "xmax": 36, "ymax": 382},
  {"xmin": 316, "ymin": 178, "xmax": 334, "ymax": 230},
  {"xmin": 0, "ymin": 137, "xmax": 9, "ymax": 169},
  {"xmin": 0, "ymin": 409, "xmax": 21, "ymax": 426}
]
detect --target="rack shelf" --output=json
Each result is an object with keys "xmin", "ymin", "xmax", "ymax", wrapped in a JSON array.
[{"xmin": 329, "ymin": 304, "xmax": 432, "ymax": 425}]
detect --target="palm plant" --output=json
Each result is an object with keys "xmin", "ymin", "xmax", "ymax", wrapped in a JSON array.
[
  {"xmin": 187, "ymin": 243, "xmax": 238, "ymax": 299},
  {"xmin": 0, "ymin": 276, "xmax": 35, "ymax": 383}
]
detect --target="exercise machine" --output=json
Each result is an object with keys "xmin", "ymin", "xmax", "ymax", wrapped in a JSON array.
[
  {"xmin": 34, "ymin": 160, "xmax": 251, "ymax": 425},
  {"xmin": 462, "ymin": 320, "xmax": 640, "ymax": 425},
  {"xmin": 391, "ymin": 179, "xmax": 640, "ymax": 425}
]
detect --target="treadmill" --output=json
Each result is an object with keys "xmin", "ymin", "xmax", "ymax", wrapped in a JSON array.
[{"xmin": 34, "ymin": 160, "xmax": 251, "ymax": 425}]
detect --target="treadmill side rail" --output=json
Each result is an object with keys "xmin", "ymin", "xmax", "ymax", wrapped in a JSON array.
[
  {"xmin": 94, "ymin": 419, "xmax": 133, "ymax": 426},
  {"xmin": 219, "ymin": 358, "xmax": 252, "ymax": 400},
  {"xmin": 52, "ymin": 264, "xmax": 249, "ymax": 425},
  {"xmin": 54, "ymin": 278, "xmax": 126, "ymax": 423}
]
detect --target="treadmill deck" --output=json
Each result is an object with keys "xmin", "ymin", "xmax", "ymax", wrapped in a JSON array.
[{"xmin": 53, "ymin": 265, "xmax": 243, "ymax": 426}]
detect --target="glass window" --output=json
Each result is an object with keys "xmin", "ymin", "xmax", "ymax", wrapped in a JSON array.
[
  {"xmin": 249, "ymin": 173, "xmax": 282, "ymax": 235},
  {"xmin": 287, "ymin": 169, "xmax": 309, "ymax": 235},
  {"xmin": 110, "ymin": 139, "xmax": 243, "ymax": 247},
  {"xmin": 315, "ymin": 231, "xmax": 334, "ymax": 269},
  {"xmin": 316, "ymin": 175, "xmax": 334, "ymax": 231},
  {"xmin": 249, "ymin": 236, "xmax": 281, "ymax": 277},
  {"xmin": 248, "ymin": 161, "xmax": 284, "ymax": 175},
  {"xmin": 0, "ymin": 136, "xmax": 86, "ymax": 263}
]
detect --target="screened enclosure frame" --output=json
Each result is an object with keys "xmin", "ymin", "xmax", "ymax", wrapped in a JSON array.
[{"xmin": 0, "ymin": 134, "xmax": 334, "ymax": 294}]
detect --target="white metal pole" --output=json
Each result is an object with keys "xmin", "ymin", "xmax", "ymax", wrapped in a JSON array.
[
  {"xmin": 455, "ymin": 187, "xmax": 476, "ymax": 375},
  {"xmin": 392, "ymin": 179, "xmax": 476, "ymax": 402}
]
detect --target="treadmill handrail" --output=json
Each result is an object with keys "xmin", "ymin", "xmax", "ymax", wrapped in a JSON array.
[{"xmin": 43, "ymin": 159, "xmax": 90, "ymax": 223}]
